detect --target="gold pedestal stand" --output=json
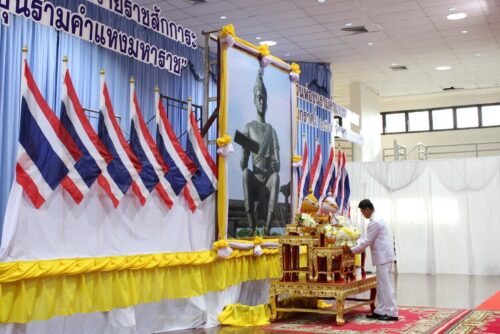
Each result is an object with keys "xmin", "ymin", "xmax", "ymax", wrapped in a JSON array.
[
  {"xmin": 271, "ymin": 221, "xmax": 376, "ymax": 326},
  {"xmin": 269, "ymin": 275, "xmax": 376, "ymax": 326}
]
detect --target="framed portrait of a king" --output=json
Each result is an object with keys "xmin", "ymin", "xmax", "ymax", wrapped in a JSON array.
[{"xmin": 225, "ymin": 46, "xmax": 293, "ymax": 238}]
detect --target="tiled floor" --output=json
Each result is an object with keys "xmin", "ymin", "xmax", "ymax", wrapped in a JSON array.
[{"xmin": 160, "ymin": 273, "xmax": 500, "ymax": 333}]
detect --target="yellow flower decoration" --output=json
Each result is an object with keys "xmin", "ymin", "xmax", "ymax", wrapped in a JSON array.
[
  {"xmin": 258, "ymin": 44, "xmax": 270, "ymax": 57},
  {"xmin": 290, "ymin": 63, "xmax": 301, "ymax": 74},
  {"xmin": 340, "ymin": 227, "xmax": 360, "ymax": 238},
  {"xmin": 220, "ymin": 24, "xmax": 235, "ymax": 38},
  {"xmin": 292, "ymin": 155, "xmax": 302, "ymax": 163},
  {"xmin": 213, "ymin": 239, "xmax": 229, "ymax": 250},
  {"xmin": 253, "ymin": 236, "xmax": 264, "ymax": 245},
  {"xmin": 216, "ymin": 134, "xmax": 232, "ymax": 147}
]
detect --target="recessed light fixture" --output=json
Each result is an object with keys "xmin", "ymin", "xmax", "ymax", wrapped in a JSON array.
[
  {"xmin": 344, "ymin": 22, "xmax": 353, "ymax": 27},
  {"xmin": 318, "ymin": 0, "xmax": 326, "ymax": 2},
  {"xmin": 220, "ymin": 16, "xmax": 227, "ymax": 20},
  {"xmin": 447, "ymin": 12, "xmax": 467, "ymax": 20},
  {"xmin": 260, "ymin": 40, "xmax": 277, "ymax": 46},
  {"xmin": 255, "ymin": 36, "xmax": 262, "ymax": 40},
  {"xmin": 461, "ymin": 30, "xmax": 468, "ymax": 34},
  {"xmin": 475, "ymin": 53, "xmax": 481, "ymax": 56},
  {"xmin": 391, "ymin": 63, "xmax": 397, "ymax": 66},
  {"xmin": 448, "ymin": 7, "xmax": 456, "ymax": 11},
  {"xmin": 285, "ymin": 53, "xmax": 291, "ymax": 56},
  {"xmin": 436, "ymin": 66, "xmax": 452, "ymax": 71},
  {"xmin": 368, "ymin": 42, "xmax": 374, "ymax": 46}
]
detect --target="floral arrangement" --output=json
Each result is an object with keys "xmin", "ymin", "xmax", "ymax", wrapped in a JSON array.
[
  {"xmin": 297, "ymin": 213, "xmax": 317, "ymax": 228},
  {"xmin": 323, "ymin": 216, "xmax": 361, "ymax": 247},
  {"xmin": 333, "ymin": 215, "xmax": 346, "ymax": 226}
]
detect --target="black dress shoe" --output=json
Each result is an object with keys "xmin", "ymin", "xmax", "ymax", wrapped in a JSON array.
[
  {"xmin": 366, "ymin": 312, "xmax": 384, "ymax": 319},
  {"xmin": 378, "ymin": 315, "xmax": 399, "ymax": 321}
]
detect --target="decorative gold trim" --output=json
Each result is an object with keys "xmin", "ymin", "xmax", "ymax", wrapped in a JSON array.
[{"xmin": 269, "ymin": 276, "xmax": 377, "ymax": 326}]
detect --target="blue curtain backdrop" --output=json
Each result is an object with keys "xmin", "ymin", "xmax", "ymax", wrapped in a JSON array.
[
  {"xmin": 295, "ymin": 62, "xmax": 333, "ymax": 190},
  {"xmin": 296, "ymin": 61, "xmax": 331, "ymax": 97},
  {"xmin": 0, "ymin": 0, "xmax": 212, "ymax": 240}
]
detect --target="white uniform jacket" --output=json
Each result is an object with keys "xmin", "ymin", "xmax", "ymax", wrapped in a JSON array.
[{"xmin": 351, "ymin": 211, "xmax": 394, "ymax": 266}]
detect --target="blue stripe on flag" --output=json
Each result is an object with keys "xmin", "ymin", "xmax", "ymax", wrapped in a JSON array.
[
  {"xmin": 129, "ymin": 122, "xmax": 159, "ymax": 193},
  {"xmin": 60, "ymin": 105, "xmax": 100, "ymax": 189},
  {"xmin": 19, "ymin": 98, "xmax": 68, "ymax": 190},
  {"xmin": 314, "ymin": 167, "xmax": 323, "ymax": 199},
  {"xmin": 186, "ymin": 138, "xmax": 215, "ymax": 201},
  {"xmin": 303, "ymin": 174, "xmax": 310, "ymax": 198},
  {"xmin": 98, "ymin": 113, "xmax": 132, "ymax": 194},
  {"xmin": 156, "ymin": 128, "xmax": 187, "ymax": 195}
]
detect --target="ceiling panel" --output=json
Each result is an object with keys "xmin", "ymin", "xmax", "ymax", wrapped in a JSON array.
[{"xmin": 135, "ymin": 0, "xmax": 500, "ymax": 98}]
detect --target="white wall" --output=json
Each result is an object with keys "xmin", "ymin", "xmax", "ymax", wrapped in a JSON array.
[
  {"xmin": 379, "ymin": 88, "xmax": 500, "ymax": 159},
  {"xmin": 350, "ymin": 82, "xmax": 382, "ymax": 161}
]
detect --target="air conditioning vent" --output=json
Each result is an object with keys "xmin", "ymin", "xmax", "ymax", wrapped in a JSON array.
[
  {"xmin": 341, "ymin": 26, "xmax": 369, "ymax": 33},
  {"xmin": 390, "ymin": 65, "xmax": 408, "ymax": 71},
  {"xmin": 184, "ymin": 0, "xmax": 207, "ymax": 4},
  {"xmin": 442, "ymin": 86, "xmax": 464, "ymax": 91}
]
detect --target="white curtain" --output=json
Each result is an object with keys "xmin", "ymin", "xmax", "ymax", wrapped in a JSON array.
[{"xmin": 347, "ymin": 156, "xmax": 500, "ymax": 275}]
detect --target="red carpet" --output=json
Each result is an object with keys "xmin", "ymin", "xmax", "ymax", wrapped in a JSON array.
[
  {"xmin": 262, "ymin": 306, "xmax": 468, "ymax": 334},
  {"xmin": 476, "ymin": 291, "xmax": 500, "ymax": 311},
  {"xmin": 443, "ymin": 310, "xmax": 500, "ymax": 333}
]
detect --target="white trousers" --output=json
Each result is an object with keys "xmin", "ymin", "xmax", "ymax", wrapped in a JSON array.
[{"xmin": 375, "ymin": 262, "xmax": 398, "ymax": 317}]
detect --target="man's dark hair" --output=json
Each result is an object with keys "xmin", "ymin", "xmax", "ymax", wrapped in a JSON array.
[{"xmin": 358, "ymin": 199, "xmax": 374, "ymax": 211}]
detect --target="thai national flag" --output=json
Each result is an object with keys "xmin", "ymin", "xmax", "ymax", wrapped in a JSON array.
[
  {"xmin": 318, "ymin": 146, "xmax": 336, "ymax": 201},
  {"xmin": 309, "ymin": 140, "xmax": 322, "ymax": 199},
  {"xmin": 342, "ymin": 171, "xmax": 350, "ymax": 216},
  {"xmin": 297, "ymin": 136, "xmax": 309, "ymax": 206},
  {"xmin": 335, "ymin": 152, "xmax": 346, "ymax": 211},
  {"xmin": 98, "ymin": 77, "xmax": 149, "ymax": 205},
  {"xmin": 186, "ymin": 110, "xmax": 217, "ymax": 203},
  {"xmin": 16, "ymin": 59, "xmax": 83, "ymax": 208},
  {"xmin": 129, "ymin": 81, "xmax": 174, "ymax": 209},
  {"xmin": 155, "ymin": 91, "xmax": 197, "ymax": 211},
  {"xmin": 60, "ymin": 67, "xmax": 124, "ymax": 207},
  {"xmin": 331, "ymin": 149, "xmax": 342, "ymax": 199}
]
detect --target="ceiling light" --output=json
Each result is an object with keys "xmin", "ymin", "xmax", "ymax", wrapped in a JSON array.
[
  {"xmin": 461, "ymin": 30, "xmax": 468, "ymax": 34},
  {"xmin": 344, "ymin": 22, "xmax": 352, "ymax": 27},
  {"xmin": 260, "ymin": 40, "xmax": 277, "ymax": 46},
  {"xmin": 448, "ymin": 7, "xmax": 456, "ymax": 11},
  {"xmin": 220, "ymin": 16, "xmax": 227, "ymax": 20},
  {"xmin": 318, "ymin": 0, "xmax": 326, "ymax": 2},
  {"xmin": 447, "ymin": 12, "xmax": 467, "ymax": 20},
  {"xmin": 475, "ymin": 53, "xmax": 481, "ymax": 56},
  {"xmin": 436, "ymin": 66, "xmax": 452, "ymax": 71},
  {"xmin": 255, "ymin": 36, "xmax": 261, "ymax": 40},
  {"xmin": 367, "ymin": 42, "xmax": 374, "ymax": 46},
  {"xmin": 391, "ymin": 63, "xmax": 397, "ymax": 66},
  {"xmin": 284, "ymin": 53, "xmax": 290, "ymax": 56}
]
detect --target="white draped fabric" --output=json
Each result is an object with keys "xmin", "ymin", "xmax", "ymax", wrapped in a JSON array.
[
  {"xmin": 348, "ymin": 156, "xmax": 500, "ymax": 275},
  {"xmin": 0, "ymin": 279, "xmax": 270, "ymax": 334},
  {"xmin": 0, "ymin": 183, "xmax": 215, "ymax": 260}
]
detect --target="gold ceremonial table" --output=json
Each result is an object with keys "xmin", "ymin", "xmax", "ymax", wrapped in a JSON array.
[{"xmin": 269, "ymin": 275, "xmax": 377, "ymax": 326}]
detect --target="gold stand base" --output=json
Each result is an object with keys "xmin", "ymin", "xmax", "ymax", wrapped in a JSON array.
[{"xmin": 269, "ymin": 275, "xmax": 377, "ymax": 326}]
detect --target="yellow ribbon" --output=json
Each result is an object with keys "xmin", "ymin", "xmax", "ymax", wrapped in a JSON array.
[
  {"xmin": 216, "ymin": 134, "xmax": 232, "ymax": 147},
  {"xmin": 258, "ymin": 44, "xmax": 270, "ymax": 57},
  {"xmin": 220, "ymin": 24, "xmax": 235, "ymax": 38},
  {"xmin": 290, "ymin": 62, "xmax": 301, "ymax": 74},
  {"xmin": 253, "ymin": 236, "xmax": 264, "ymax": 245},
  {"xmin": 292, "ymin": 155, "xmax": 302, "ymax": 163},
  {"xmin": 213, "ymin": 239, "xmax": 229, "ymax": 250}
]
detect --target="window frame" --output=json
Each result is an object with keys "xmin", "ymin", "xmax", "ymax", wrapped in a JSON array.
[{"xmin": 381, "ymin": 102, "xmax": 500, "ymax": 135}]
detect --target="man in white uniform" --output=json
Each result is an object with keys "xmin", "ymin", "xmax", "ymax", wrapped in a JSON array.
[{"xmin": 351, "ymin": 199, "xmax": 398, "ymax": 321}]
